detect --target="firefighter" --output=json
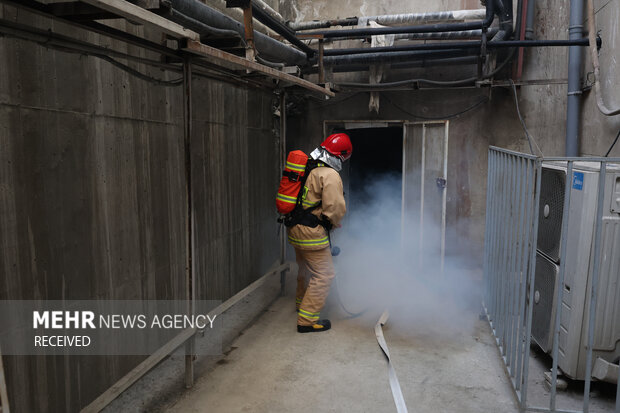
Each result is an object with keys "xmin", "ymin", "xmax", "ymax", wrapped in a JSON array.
[{"xmin": 289, "ymin": 133, "xmax": 352, "ymax": 333}]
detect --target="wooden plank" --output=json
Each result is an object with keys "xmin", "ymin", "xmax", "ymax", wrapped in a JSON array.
[
  {"xmin": 49, "ymin": 2, "xmax": 114, "ymax": 19},
  {"xmin": 210, "ymin": 262, "xmax": 290, "ymax": 316},
  {"xmin": 78, "ymin": 0, "xmax": 200, "ymax": 40},
  {"xmin": 49, "ymin": 1, "xmax": 158, "ymax": 20},
  {"xmin": 80, "ymin": 329, "xmax": 196, "ymax": 413},
  {"xmin": 80, "ymin": 262, "xmax": 291, "ymax": 413},
  {"xmin": 182, "ymin": 40, "xmax": 335, "ymax": 97}
]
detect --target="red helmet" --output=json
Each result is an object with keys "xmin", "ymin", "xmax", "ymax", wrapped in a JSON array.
[{"xmin": 321, "ymin": 133, "xmax": 353, "ymax": 161}]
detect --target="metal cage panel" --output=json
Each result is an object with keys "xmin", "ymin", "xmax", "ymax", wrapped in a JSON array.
[{"xmin": 483, "ymin": 147, "xmax": 620, "ymax": 413}]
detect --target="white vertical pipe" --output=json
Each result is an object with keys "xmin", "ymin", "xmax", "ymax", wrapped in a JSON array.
[
  {"xmin": 419, "ymin": 124, "xmax": 426, "ymax": 267},
  {"xmin": 440, "ymin": 121, "xmax": 449, "ymax": 276},
  {"xmin": 401, "ymin": 125, "xmax": 407, "ymax": 249}
]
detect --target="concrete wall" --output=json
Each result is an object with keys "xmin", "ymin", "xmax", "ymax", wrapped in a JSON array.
[
  {"xmin": 0, "ymin": 4, "xmax": 280, "ymax": 412},
  {"xmin": 191, "ymin": 78, "xmax": 280, "ymax": 301},
  {"xmin": 517, "ymin": 0, "xmax": 620, "ymax": 156},
  {"xmin": 283, "ymin": 0, "xmax": 620, "ymax": 261},
  {"xmin": 1, "ymin": 0, "xmax": 619, "ymax": 410}
]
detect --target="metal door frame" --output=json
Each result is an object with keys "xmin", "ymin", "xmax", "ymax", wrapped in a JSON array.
[
  {"xmin": 323, "ymin": 119, "xmax": 450, "ymax": 273},
  {"xmin": 403, "ymin": 120, "xmax": 450, "ymax": 275}
]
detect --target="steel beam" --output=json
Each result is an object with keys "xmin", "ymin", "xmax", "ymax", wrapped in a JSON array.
[{"xmin": 182, "ymin": 39, "xmax": 334, "ymax": 96}]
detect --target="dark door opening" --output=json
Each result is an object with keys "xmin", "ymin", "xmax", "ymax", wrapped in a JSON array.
[
  {"xmin": 330, "ymin": 126, "xmax": 404, "ymax": 308},
  {"xmin": 345, "ymin": 127, "xmax": 403, "ymax": 212}
]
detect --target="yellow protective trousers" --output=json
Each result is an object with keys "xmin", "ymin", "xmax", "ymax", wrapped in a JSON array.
[{"xmin": 295, "ymin": 247, "xmax": 336, "ymax": 326}]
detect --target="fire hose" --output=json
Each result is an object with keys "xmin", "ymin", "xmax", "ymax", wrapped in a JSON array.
[
  {"xmin": 330, "ymin": 246, "xmax": 408, "ymax": 412},
  {"xmin": 330, "ymin": 246, "xmax": 369, "ymax": 318}
]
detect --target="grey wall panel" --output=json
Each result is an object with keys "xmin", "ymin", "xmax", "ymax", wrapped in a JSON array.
[
  {"xmin": 0, "ymin": 6, "xmax": 281, "ymax": 409},
  {"xmin": 191, "ymin": 78, "xmax": 280, "ymax": 302}
]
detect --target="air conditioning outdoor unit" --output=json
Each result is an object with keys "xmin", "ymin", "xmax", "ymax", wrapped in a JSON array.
[{"xmin": 531, "ymin": 162, "xmax": 620, "ymax": 381}]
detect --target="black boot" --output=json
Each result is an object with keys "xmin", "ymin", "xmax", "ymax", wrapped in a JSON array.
[{"xmin": 297, "ymin": 319, "xmax": 331, "ymax": 333}]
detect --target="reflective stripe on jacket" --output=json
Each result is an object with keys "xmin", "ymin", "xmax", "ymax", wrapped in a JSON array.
[{"xmin": 287, "ymin": 166, "xmax": 346, "ymax": 251}]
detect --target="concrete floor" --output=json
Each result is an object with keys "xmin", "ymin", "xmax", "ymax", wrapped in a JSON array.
[
  {"xmin": 168, "ymin": 284, "xmax": 519, "ymax": 413},
  {"xmin": 525, "ymin": 344, "xmax": 619, "ymax": 413}
]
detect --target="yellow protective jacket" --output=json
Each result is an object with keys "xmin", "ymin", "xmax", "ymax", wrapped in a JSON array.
[{"xmin": 287, "ymin": 166, "xmax": 346, "ymax": 250}]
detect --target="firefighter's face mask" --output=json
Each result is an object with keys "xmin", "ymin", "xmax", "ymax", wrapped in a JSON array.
[{"xmin": 310, "ymin": 148, "xmax": 342, "ymax": 171}]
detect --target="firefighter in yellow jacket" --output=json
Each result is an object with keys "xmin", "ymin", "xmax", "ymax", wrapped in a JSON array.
[{"xmin": 288, "ymin": 133, "xmax": 352, "ymax": 333}]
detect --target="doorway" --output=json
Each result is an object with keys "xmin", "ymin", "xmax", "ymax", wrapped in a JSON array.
[
  {"xmin": 342, "ymin": 126, "xmax": 404, "ymax": 249},
  {"xmin": 324, "ymin": 120, "xmax": 450, "ymax": 273},
  {"xmin": 345, "ymin": 127, "xmax": 403, "ymax": 212}
]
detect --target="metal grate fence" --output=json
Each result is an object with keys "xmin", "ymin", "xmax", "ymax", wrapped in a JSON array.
[{"xmin": 483, "ymin": 146, "xmax": 620, "ymax": 413}]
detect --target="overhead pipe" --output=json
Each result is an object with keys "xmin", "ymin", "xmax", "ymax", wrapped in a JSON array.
[
  {"xmin": 565, "ymin": 0, "xmax": 585, "ymax": 156},
  {"xmin": 252, "ymin": 0, "xmax": 284, "ymax": 23},
  {"xmin": 255, "ymin": 54, "xmax": 285, "ymax": 68},
  {"xmin": 490, "ymin": 0, "xmax": 513, "ymax": 41},
  {"xmin": 358, "ymin": 9, "xmax": 487, "ymax": 26},
  {"xmin": 195, "ymin": 0, "xmax": 276, "ymax": 36},
  {"xmin": 333, "ymin": 48, "xmax": 518, "ymax": 88},
  {"xmin": 392, "ymin": 56, "xmax": 479, "ymax": 70},
  {"xmin": 302, "ymin": 0, "xmax": 495, "ymax": 39},
  {"xmin": 393, "ymin": 28, "xmax": 499, "ymax": 41},
  {"xmin": 289, "ymin": 9, "xmax": 486, "ymax": 31},
  {"xmin": 323, "ymin": 49, "xmax": 477, "ymax": 66},
  {"xmin": 250, "ymin": 4, "xmax": 316, "ymax": 56},
  {"xmin": 307, "ymin": 28, "xmax": 499, "ymax": 43},
  {"xmin": 515, "ymin": 0, "xmax": 527, "ymax": 78},
  {"xmin": 514, "ymin": 0, "xmax": 524, "ymax": 43},
  {"xmin": 323, "ymin": 37, "xmax": 598, "ymax": 56},
  {"xmin": 325, "ymin": 41, "xmax": 482, "ymax": 56},
  {"xmin": 166, "ymin": 0, "xmax": 307, "ymax": 65},
  {"xmin": 304, "ymin": 19, "xmax": 495, "ymax": 38},
  {"xmin": 525, "ymin": 0, "xmax": 536, "ymax": 39},
  {"xmin": 288, "ymin": 18, "xmax": 358, "ymax": 31},
  {"xmin": 166, "ymin": 9, "xmax": 243, "ymax": 41},
  {"xmin": 302, "ymin": 56, "xmax": 479, "ymax": 74}
]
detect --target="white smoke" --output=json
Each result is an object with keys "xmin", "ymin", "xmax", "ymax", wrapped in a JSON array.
[{"xmin": 328, "ymin": 173, "xmax": 481, "ymax": 337}]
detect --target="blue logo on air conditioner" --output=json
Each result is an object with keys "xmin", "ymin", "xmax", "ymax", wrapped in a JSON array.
[{"xmin": 572, "ymin": 172, "xmax": 584, "ymax": 190}]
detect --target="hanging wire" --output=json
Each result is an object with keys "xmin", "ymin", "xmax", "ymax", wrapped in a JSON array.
[
  {"xmin": 95, "ymin": 54, "xmax": 183, "ymax": 86},
  {"xmin": 306, "ymin": 92, "xmax": 364, "ymax": 107},
  {"xmin": 381, "ymin": 92, "xmax": 489, "ymax": 120},
  {"xmin": 43, "ymin": 44, "xmax": 183, "ymax": 86},
  {"xmin": 604, "ymin": 128, "xmax": 620, "ymax": 157},
  {"xmin": 335, "ymin": 48, "xmax": 517, "ymax": 89},
  {"xmin": 1, "ymin": 28, "xmax": 184, "ymax": 86},
  {"xmin": 510, "ymin": 79, "xmax": 543, "ymax": 156}
]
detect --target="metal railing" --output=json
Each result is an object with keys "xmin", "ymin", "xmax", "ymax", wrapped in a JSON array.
[{"xmin": 483, "ymin": 146, "xmax": 620, "ymax": 413}]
